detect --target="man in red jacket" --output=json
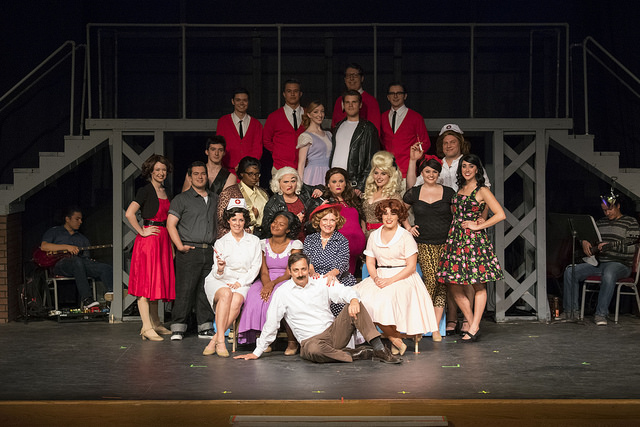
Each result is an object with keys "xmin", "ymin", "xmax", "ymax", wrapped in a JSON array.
[
  {"xmin": 331, "ymin": 63, "xmax": 381, "ymax": 133},
  {"xmin": 216, "ymin": 88, "xmax": 263, "ymax": 175},
  {"xmin": 263, "ymin": 79, "xmax": 306, "ymax": 179},
  {"xmin": 380, "ymin": 82, "xmax": 430, "ymax": 180}
]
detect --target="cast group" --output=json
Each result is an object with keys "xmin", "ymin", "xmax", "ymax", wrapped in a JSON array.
[{"xmin": 41, "ymin": 63, "xmax": 509, "ymax": 365}]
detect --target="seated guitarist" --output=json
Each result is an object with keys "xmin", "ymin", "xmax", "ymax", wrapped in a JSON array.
[
  {"xmin": 40, "ymin": 207, "xmax": 113, "ymax": 309},
  {"xmin": 562, "ymin": 193, "xmax": 640, "ymax": 324}
]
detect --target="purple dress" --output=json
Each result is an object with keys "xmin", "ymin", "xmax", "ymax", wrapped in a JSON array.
[
  {"xmin": 298, "ymin": 130, "xmax": 332, "ymax": 186},
  {"xmin": 237, "ymin": 239, "xmax": 303, "ymax": 344}
]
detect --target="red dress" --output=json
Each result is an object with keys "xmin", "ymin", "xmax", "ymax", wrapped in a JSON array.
[{"xmin": 128, "ymin": 198, "xmax": 175, "ymax": 301}]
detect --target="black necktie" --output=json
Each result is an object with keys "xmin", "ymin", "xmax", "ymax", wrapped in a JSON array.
[
  {"xmin": 238, "ymin": 119, "xmax": 244, "ymax": 139},
  {"xmin": 293, "ymin": 110, "xmax": 298, "ymax": 131},
  {"xmin": 392, "ymin": 110, "xmax": 397, "ymax": 134}
]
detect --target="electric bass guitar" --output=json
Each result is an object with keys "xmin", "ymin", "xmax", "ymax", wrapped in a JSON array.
[{"xmin": 32, "ymin": 244, "xmax": 112, "ymax": 268}]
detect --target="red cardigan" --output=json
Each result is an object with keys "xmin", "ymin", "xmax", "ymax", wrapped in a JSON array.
[
  {"xmin": 217, "ymin": 114, "xmax": 263, "ymax": 172},
  {"xmin": 331, "ymin": 90, "xmax": 381, "ymax": 133},
  {"xmin": 263, "ymin": 107, "xmax": 306, "ymax": 170},
  {"xmin": 380, "ymin": 108, "xmax": 430, "ymax": 177}
]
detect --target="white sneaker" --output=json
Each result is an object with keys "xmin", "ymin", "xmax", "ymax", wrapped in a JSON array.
[
  {"xmin": 594, "ymin": 315, "xmax": 608, "ymax": 326},
  {"xmin": 171, "ymin": 331, "xmax": 184, "ymax": 341}
]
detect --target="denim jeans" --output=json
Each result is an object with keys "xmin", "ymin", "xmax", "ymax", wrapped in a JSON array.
[
  {"xmin": 54, "ymin": 256, "xmax": 113, "ymax": 300},
  {"xmin": 171, "ymin": 247, "xmax": 215, "ymax": 333},
  {"xmin": 563, "ymin": 261, "xmax": 631, "ymax": 316}
]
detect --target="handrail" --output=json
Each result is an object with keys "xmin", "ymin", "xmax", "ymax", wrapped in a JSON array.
[
  {"xmin": 582, "ymin": 36, "xmax": 640, "ymax": 134},
  {"xmin": 85, "ymin": 22, "xmax": 570, "ymax": 120},
  {"xmin": 0, "ymin": 40, "xmax": 84, "ymax": 136}
]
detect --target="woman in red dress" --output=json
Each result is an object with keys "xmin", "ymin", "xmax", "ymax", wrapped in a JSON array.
[{"xmin": 125, "ymin": 154, "xmax": 175, "ymax": 341}]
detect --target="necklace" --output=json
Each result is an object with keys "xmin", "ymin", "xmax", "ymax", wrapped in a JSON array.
[{"xmin": 320, "ymin": 235, "xmax": 332, "ymax": 242}]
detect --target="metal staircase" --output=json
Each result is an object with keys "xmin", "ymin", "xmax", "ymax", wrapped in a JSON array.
[
  {"xmin": 0, "ymin": 135, "xmax": 108, "ymax": 215},
  {"xmin": 549, "ymin": 132, "xmax": 640, "ymax": 203}
]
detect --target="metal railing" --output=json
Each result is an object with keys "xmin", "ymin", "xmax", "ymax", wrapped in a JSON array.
[
  {"xmin": 85, "ymin": 22, "xmax": 570, "ymax": 120},
  {"xmin": 577, "ymin": 36, "xmax": 640, "ymax": 135},
  {"xmin": 0, "ymin": 40, "xmax": 84, "ymax": 136}
]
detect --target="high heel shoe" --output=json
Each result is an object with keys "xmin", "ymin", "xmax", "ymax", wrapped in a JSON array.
[
  {"xmin": 431, "ymin": 330, "xmax": 442, "ymax": 342},
  {"xmin": 390, "ymin": 338, "xmax": 407, "ymax": 356},
  {"xmin": 284, "ymin": 341, "xmax": 299, "ymax": 356},
  {"xmin": 203, "ymin": 340, "xmax": 217, "ymax": 356},
  {"xmin": 141, "ymin": 328, "xmax": 163, "ymax": 341},
  {"xmin": 446, "ymin": 320, "xmax": 457, "ymax": 334},
  {"xmin": 216, "ymin": 341, "xmax": 230, "ymax": 357},
  {"xmin": 154, "ymin": 324, "xmax": 171, "ymax": 335},
  {"xmin": 460, "ymin": 329, "xmax": 480, "ymax": 343}
]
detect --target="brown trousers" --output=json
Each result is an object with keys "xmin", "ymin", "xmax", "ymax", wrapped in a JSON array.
[{"xmin": 300, "ymin": 302, "xmax": 381, "ymax": 363}]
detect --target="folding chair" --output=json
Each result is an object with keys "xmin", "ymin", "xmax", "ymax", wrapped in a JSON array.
[
  {"xmin": 45, "ymin": 269, "xmax": 97, "ymax": 310},
  {"xmin": 580, "ymin": 245, "xmax": 640, "ymax": 323}
]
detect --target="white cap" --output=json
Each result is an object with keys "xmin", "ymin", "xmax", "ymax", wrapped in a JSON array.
[
  {"xmin": 227, "ymin": 198, "xmax": 247, "ymax": 210},
  {"xmin": 439, "ymin": 123, "xmax": 464, "ymax": 136}
]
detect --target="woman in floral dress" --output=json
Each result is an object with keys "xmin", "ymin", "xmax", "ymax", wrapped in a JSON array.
[{"xmin": 436, "ymin": 154, "xmax": 505, "ymax": 342}]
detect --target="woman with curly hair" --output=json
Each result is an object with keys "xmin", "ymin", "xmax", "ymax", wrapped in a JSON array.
[
  {"xmin": 125, "ymin": 154, "xmax": 175, "ymax": 341},
  {"xmin": 320, "ymin": 167, "xmax": 366, "ymax": 275},
  {"xmin": 297, "ymin": 100, "xmax": 332, "ymax": 186},
  {"xmin": 203, "ymin": 199, "xmax": 262, "ymax": 357},
  {"xmin": 303, "ymin": 204, "xmax": 357, "ymax": 317},
  {"xmin": 236, "ymin": 211, "xmax": 303, "ymax": 355},
  {"xmin": 362, "ymin": 151, "xmax": 410, "ymax": 237},
  {"xmin": 355, "ymin": 199, "xmax": 440, "ymax": 355},
  {"xmin": 261, "ymin": 166, "xmax": 322, "ymax": 241}
]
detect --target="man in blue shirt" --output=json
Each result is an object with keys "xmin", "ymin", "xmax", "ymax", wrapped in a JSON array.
[{"xmin": 40, "ymin": 207, "xmax": 113, "ymax": 309}]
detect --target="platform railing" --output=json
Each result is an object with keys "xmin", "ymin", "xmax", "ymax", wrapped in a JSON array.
[{"xmin": 85, "ymin": 22, "xmax": 570, "ymax": 120}]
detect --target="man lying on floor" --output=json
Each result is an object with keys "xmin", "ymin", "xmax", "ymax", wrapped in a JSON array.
[{"xmin": 234, "ymin": 252, "xmax": 401, "ymax": 364}]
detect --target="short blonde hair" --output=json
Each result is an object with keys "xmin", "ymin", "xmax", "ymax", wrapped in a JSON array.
[
  {"xmin": 270, "ymin": 167, "xmax": 303, "ymax": 195},
  {"xmin": 363, "ymin": 151, "xmax": 402, "ymax": 200}
]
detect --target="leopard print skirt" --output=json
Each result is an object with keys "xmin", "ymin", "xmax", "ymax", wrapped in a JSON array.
[{"xmin": 417, "ymin": 243, "xmax": 447, "ymax": 308}]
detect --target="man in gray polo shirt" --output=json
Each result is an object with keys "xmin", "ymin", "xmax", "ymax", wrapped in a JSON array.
[{"xmin": 167, "ymin": 161, "xmax": 218, "ymax": 340}]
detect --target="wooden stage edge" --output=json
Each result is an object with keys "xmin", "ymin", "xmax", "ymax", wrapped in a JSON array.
[{"xmin": 2, "ymin": 399, "xmax": 640, "ymax": 426}]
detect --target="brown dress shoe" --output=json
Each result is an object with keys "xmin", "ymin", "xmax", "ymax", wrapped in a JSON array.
[
  {"xmin": 345, "ymin": 346, "xmax": 374, "ymax": 361},
  {"xmin": 372, "ymin": 347, "xmax": 402, "ymax": 364}
]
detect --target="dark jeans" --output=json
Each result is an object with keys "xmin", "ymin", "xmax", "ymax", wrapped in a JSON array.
[
  {"xmin": 171, "ymin": 247, "xmax": 215, "ymax": 333},
  {"xmin": 54, "ymin": 256, "xmax": 113, "ymax": 300}
]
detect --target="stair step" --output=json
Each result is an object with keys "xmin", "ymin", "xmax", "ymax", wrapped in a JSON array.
[
  {"xmin": 619, "ymin": 168, "xmax": 640, "ymax": 173},
  {"xmin": 39, "ymin": 152, "xmax": 65, "ymax": 157},
  {"xmin": 0, "ymin": 184, "xmax": 14, "ymax": 191},
  {"xmin": 14, "ymin": 168, "xmax": 39, "ymax": 174},
  {"xmin": 594, "ymin": 151, "xmax": 620, "ymax": 156}
]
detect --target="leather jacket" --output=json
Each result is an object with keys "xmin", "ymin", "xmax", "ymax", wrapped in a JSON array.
[
  {"xmin": 329, "ymin": 118, "xmax": 380, "ymax": 192},
  {"xmin": 258, "ymin": 183, "xmax": 323, "ymax": 238}
]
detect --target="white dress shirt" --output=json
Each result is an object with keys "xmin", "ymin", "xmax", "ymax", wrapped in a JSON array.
[
  {"xmin": 232, "ymin": 112, "xmax": 251, "ymax": 136},
  {"xmin": 283, "ymin": 104, "xmax": 303, "ymax": 129},
  {"xmin": 388, "ymin": 104, "xmax": 408, "ymax": 132},
  {"xmin": 253, "ymin": 276, "xmax": 360, "ymax": 357}
]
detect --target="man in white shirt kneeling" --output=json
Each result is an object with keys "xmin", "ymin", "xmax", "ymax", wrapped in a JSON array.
[{"xmin": 234, "ymin": 253, "xmax": 401, "ymax": 364}]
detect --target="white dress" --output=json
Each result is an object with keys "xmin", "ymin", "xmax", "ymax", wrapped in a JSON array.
[
  {"xmin": 204, "ymin": 231, "xmax": 262, "ymax": 303},
  {"xmin": 355, "ymin": 226, "xmax": 438, "ymax": 335}
]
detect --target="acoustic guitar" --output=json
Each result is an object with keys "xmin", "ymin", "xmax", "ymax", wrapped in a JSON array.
[{"xmin": 33, "ymin": 244, "xmax": 112, "ymax": 268}]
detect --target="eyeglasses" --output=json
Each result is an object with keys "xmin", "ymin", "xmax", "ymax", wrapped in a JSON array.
[
  {"xmin": 387, "ymin": 91, "xmax": 405, "ymax": 96},
  {"xmin": 345, "ymin": 73, "xmax": 361, "ymax": 79}
]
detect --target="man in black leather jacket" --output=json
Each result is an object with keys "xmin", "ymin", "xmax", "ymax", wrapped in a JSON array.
[{"xmin": 329, "ymin": 89, "xmax": 380, "ymax": 195}]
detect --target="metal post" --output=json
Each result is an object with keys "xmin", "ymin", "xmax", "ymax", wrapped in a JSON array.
[
  {"xmin": 277, "ymin": 24, "xmax": 282, "ymax": 108},
  {"xmin": 470, "ymin": 24, "xmax": 475, "ymax": 118},
  {"xmin": 181, "ymin": 24, "xmax": 187, "ymax": 119},
  {"xmin": 111, "ymin": 130, "xmax": 123, "ymax": 321},
  {"xmin": 70, "ymin": 42, "xmax": 76, "ymax": 135},
  {"xmin": 373, "ymin": 25, "xmax": 377, "ymax": 98},
  {"xmin": 86, "ymin": 25, "xmax": 92, "ymax": 119},
  {"xmin": 582, "ymin": 38, "xmax": 589, "ymax": 134}
]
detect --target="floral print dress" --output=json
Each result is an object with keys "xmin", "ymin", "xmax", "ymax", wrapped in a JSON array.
[{"xmin": 436, "ymin": 187, "xmax": 503, "ymax": 285}]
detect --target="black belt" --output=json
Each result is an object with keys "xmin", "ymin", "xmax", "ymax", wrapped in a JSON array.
[
  {"xmin": 144, "ymin": 220, "xmax": 166, "ymax": 227},
  {"xmin": 378, "ymin": 265, "xmax": 407, "ymax": 268},
  {"xmin": 182, "ymin": 242, "xmax": 212, "ymax": 249}
]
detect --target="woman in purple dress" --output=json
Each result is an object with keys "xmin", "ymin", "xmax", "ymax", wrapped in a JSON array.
[
  {"xmin": 236, "ymin": 211, "xmax": 303, "ymax": 355},
  {"xmin": 297, "ymin": 100, "xmax": 332, "ymax": 186},
  {"xmin": 320, "ymin": 167, "xmax": 366, "ymax": 275}
]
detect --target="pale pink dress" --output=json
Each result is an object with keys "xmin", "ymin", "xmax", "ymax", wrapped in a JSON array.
[{"xmin": 355, "ymin": 226, "xmax": 438, "ymax": 335}]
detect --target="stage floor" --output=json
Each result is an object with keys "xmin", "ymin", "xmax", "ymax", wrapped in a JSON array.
[{"xmin": 1, "ymin": 314, "xmax": 640, "ymax": 401}]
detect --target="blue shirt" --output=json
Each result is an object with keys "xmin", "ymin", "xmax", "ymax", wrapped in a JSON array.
[{"xmin": 42, "ymin": 226, "xmax": 91, "ymax": 258}]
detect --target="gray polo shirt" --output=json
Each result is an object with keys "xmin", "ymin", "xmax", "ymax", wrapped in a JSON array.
[{"xmin": 168, "ymin": 187, "xmax": 218, "ymax": 245}]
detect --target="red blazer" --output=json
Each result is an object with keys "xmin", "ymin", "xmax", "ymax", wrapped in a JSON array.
[
  {"xmin": 331, "ymin": 90, "xmax": 381, "ymax": 133},
  {"xmin": 263, "ymin": 107, "xmax": 306, "ymax": 170},
  {"xmin": 380, "ymin": 108, "xmax": 430, "ymax": 177},
  {"xmin": 217, "ymin": 114, "xmax": 263, "ymax": 172}
]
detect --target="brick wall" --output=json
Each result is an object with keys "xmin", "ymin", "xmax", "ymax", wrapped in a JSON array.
[{"xmin": 0, "ymin": 213, "xmax": 22, "ymax": 323}]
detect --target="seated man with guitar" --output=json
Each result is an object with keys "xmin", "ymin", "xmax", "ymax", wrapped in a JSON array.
[
  {"xmin": 39, "ymin": 207, "xmax": 113, "ymax": 309},
  {"xmin": 562, "ymin": 192, "xmax": 640, "ymax": 324}
]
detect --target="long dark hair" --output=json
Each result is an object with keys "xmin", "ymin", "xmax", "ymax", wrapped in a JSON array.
[
  {"xmin": 456, "ymin": 154, "xmax": 486, "ymax": 190},
  {"xmin": 321, "ymin": 167, "xmax": 364, "ymax": 219}
]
